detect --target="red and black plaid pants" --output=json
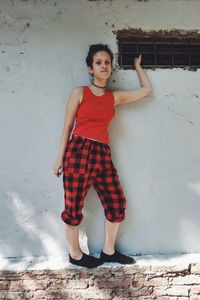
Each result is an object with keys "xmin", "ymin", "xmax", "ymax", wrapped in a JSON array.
[{"xmin": 61, "ymin": 134, "xmax": 127, "ymax": 226}]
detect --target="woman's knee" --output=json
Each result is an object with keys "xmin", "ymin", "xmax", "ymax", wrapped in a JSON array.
[
  {"xmin": 105, "ymin": 209, "xmax": 126, "ymax": 223},
  {"xmin": 61, "ymin": 211, "xmax": 83, "ymax": 226}
]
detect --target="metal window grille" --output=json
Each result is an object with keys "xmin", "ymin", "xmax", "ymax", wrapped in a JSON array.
[{"xmin": 119, "ymin": 41, "xmax": 200, "ymax": 69}]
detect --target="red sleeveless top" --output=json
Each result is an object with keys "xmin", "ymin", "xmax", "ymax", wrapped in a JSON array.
[{"xmin": 73, "ymin": 85, "xmax": 115, "ymax": 144}]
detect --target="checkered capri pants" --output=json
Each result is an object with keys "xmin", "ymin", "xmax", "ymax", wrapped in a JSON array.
[{"xmin": 61, "ymin": 134, "xmax": 127, "ymax": 226}]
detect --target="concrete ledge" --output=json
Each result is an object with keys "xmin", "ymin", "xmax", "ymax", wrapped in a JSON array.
[{"xmin": 1, "ymin": 253, "xmax": 200, "ymax": 271}]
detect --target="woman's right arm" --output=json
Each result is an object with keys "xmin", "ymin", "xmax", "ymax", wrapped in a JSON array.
[{"xmin": 53, "ymin": 87, "xmax": 81, "ymax": 177}]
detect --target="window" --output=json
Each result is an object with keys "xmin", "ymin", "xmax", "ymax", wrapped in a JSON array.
[{"xmin": 117, "ymin": 31, "xmax": 200, "ymax": 70}]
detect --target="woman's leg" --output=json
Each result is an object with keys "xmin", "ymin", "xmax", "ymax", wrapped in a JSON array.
[
  {"xmin": 93, "ymin": 147, "xmax": 135, "ymax": 264},
  {"xmin": 61, "ymin": 136, "xmax": 104, "ymax": 267},
  {"xmin": 103, "ymin": 219, "xmax": 120, "ymax": 254},
  {"xmin": 63, "ymin": 222, "xmax": 103, "ymax": 268},
  {"xmin": 63, "ymin": 223, "xmax": 83, "ymax": 259}
]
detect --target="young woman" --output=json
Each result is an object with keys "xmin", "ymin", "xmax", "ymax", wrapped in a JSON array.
[{"xmin": 53, "ymin": 44, "xmax": 152, "ymax": 268}]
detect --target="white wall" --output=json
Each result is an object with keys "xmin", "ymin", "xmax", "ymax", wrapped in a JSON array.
[{"xmin": 0, "ymin": 0, "xmax": 200, "ymax": 261}]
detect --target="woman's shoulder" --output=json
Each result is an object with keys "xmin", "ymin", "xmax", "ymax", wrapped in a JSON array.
[
  {"xmin": 107, "ymin": 89, "xmax": 122, "ymax": 106},
  {"xmin": 72, "ymin": 86, "xmax": 84, "ymax": 93},
  {"xmin": 108, "ymin": 88, "xmax": 117, "ymax": 99},
  {"xmin": 72, "ymin": 86, "xmax": 84, "ymax": 105},
  {"xmin": 108, "ymin": 88, "xmax": 117, "ymax": 94}
]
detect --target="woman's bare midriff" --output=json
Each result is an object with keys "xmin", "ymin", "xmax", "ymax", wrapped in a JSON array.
[{"xmin": 74, "ymin": 134, "xmax": 103, "ymax": 144}]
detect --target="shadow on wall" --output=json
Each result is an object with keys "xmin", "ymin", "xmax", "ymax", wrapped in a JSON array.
[
  {"xmin": 1, "ymin": 167, "xmax": 200, "ymax": 271},
  {"xmin": 0, "ymin": 189, "xmax": 68, "ymax": 267}
]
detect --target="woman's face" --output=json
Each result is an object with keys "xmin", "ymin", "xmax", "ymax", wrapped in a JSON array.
[{"xmin": 88, "ymin": 50, "xmax": 112, "ymax": 79}]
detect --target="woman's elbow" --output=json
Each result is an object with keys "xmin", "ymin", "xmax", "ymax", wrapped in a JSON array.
[{"xmin": 147, "ymin": 87, "xmax": 153, "ymax": 94}]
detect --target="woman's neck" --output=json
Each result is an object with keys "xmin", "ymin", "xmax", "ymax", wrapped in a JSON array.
[
  {"xmin": 92, "ymin": 82, "xmax": 106, "ymax": 88},
  {"xmin": 93, "ymin": 78, "xmax": 107, "ymax": 87}
]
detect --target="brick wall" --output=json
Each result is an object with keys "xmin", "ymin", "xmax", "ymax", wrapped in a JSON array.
[{"xmin": 1, "ymin": 263, "xmax": 200, "ymax": 299}]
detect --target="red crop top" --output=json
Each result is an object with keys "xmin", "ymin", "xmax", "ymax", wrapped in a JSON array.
[{"xmin": 72, "ymin": 85, "xmax": 115, "ymax": 144}]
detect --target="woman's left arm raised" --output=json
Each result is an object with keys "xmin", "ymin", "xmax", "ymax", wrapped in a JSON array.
[{"xmin": 113, "ymin": 54, "xmax": 153, "ymax": 106}]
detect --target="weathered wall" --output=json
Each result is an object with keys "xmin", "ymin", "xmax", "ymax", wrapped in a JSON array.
[{"xmin": 0, "ymin": 0, "xmax": 200, "ymax": 263}]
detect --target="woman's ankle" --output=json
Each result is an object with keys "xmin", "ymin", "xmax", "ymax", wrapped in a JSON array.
[
  {"xmin": 70, "ymin": 250, "xmax": 83, "ymax": 260},
  {"xmin": 102, "ymin": 248, "xmax": 115, "ymax": 255}
]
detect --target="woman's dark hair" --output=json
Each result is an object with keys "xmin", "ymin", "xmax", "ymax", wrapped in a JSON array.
[{"xmin": 86, "ymin": 44, "xmax": 114, "ymax": 68}]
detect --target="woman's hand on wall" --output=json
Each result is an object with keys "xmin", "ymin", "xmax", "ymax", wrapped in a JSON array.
[{"xmin": 134, "ymin": 54, "xmax": 142, "ymax": 67}]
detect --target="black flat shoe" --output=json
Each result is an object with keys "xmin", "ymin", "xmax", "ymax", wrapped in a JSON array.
[
  {"xmin": 69, "ymin": 252, "xmax": 104, "ymax": 268},
  {"xmin": 100, "ymin": 249, "xmax": 136, "ymax": 265}
]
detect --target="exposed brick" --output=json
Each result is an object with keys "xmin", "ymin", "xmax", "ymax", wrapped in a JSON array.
[
  {"xmin": 79, "ymin": 272, "xmax": 92, "ymax": 278},
  {"xmin": 0, "ymin": 263, "xmax": 199, "ymax": 300},
  {"xmin": 115, "ymin": 286, "xmax": 154, "ymax": 297},
  {"xmin": 112, "ymin": 297, "xmax": 132, "ymax": 300},
  {"xmin": 77, "ymin": 288, "xmax": 113, "ymax": 299},
  {"xmin": 48, "ymin": 279, "xmax": 69, "ymax": 289},
  {"xmin": 65, "ymin": 278, "xmax": 89, "ymax": 289},
  {"xmin": 23, "ymin": 279, "xmax": 50, "ymax": 290},
  {"xmin": 191, "ymin": 263, "xmax": 200, "ymax": 274},
  {"xmin": 48, "ymin": 273, "xmax": 74, "ymax": 279},
  {"xmin": 191, "ymin": 285, "xmax": 200, "ymax": 295},
  {"xmin": 139, "ymin": 297, "xmax": 157, "ymax": 300},
  {"xmin": 146, "ymin": 277, "xmax": 169, "ymax": 286},
  {"xmin": 0, "ymin": 291, "xmax": 8, "ymax": 299},
  {"xmin": 0, "ymin": 272, "xmax": 20, "ymax": 281},
  {"xmin": 34, "ymin": 290, "xmax": 54, "ymax": 299},
  {"xmin": 154, "ymin": 285, "xmax": 189, "ymax": 297},
  {"xmin": 3, "ymin": 291, "xmax": 31, "ymax": 300},
  {"xmin": 131, "ymin": 275, "xmax": 146, "ymax": 289},
  {"xmin": 90, "ymin": 268, "xmax": 112, "ymax": 277},
  {"xmin": 0, "ymin": 281, "xmax": 9, "ymax": 290},
  {"xmin": 49, "ymin": 278, "xmax": 89, "ymax": 289},
  {"xmin": 170, "ymin": 275, "xmax": 200, "ymax": 285},
  {"xmin": 156, "ymin": 297, "xmax": 189, "ymax": 300},
  {"xmin": 9, "ymin": 280, "xmax": 24, "ymax": 291},
  {"xmin": 95, "ymin": 278, "xmax": 130, "ymax": 289},
  {"xmin": 132, "ymin": 278, "xmax": 144, "ymax": 288},
  {"xmin": 121, "ymin": 265, "xmax": 145, "ymax": 274},
  {"xmin": 150, "ymin": 265, "xmax": 190, "ymax": 277},
  {"xmin": 190, "ymin": 296, "xmax": 200, "ymax": 300}
]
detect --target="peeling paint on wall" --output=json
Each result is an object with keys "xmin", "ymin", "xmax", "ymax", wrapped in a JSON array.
[
  {"xmin": 9, "ymin": 0, "xmax": 49, "ymax": 5},
  {"xmin": 87, "ymin": 0, "xmax": 149, "ymax": 2},
  {"xmin": 115, "ymin": 28, "xmax": 200, "ymax": 41}
]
